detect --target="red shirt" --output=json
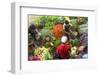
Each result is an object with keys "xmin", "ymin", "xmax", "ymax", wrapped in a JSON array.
[{"xmin": 56, "ymin": 43, "xmax": 71, "ymax": 59}]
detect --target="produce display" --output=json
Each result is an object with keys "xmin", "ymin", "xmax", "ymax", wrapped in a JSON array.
[{"xmin": 28, "ymin": 16, "xmax": 88, "ymax": 61}]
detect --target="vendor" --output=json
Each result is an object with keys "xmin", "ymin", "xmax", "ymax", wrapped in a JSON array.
[
  {"xmin": 54, "ymin": 36, "xmax": 72, "ymax": 59},
  {"xmin": 77, "ymin": 17, "xmax": 88, "ymax": 59}
]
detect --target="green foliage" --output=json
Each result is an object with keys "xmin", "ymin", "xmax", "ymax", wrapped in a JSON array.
[
  {"xmin": 71, "ymin": 38, "xmax": 80, "ymax": 46},
  {"xmin": 54, "ymin": 39, "xmax": 61, "ymax": 47},
  {"xmin": 49, "ymin": 39, "xmax": 61, "ymax": 54},
  {"xmin": 45, "ymin": 42, "xmax": 50, "ymax": 48},
  {"xmin": 28, "ymin": 50, "xmax": 34, "ymax": 56},
  {"xmin": 34, "ymin": 16, "xmax": 65, "ymax": 29},
  {"xmin": 45, "ymin": 52, "xmax": 53, "ymax": 60}
]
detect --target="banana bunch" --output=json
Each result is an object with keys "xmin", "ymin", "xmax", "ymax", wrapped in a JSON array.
[{"xmin": 34, "ymin": 46, "xmax": 52, "ymax": 60}]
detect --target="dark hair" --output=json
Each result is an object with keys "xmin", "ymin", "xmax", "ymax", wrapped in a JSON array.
[
  {"xmin": 29, "ymin": 24, "xmax": 36, "ymax": 30},
  {"xmin": 65, "ymin": 20, "xmax": 69, "ymax": 24}
]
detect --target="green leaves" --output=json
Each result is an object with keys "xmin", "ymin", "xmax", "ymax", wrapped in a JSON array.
[
  {"xmin": 71, "ymin": 38, "xmax": 80, "ymax": 46},
  {"xmin": 33, "ymin": 16, "xmax": 65, "ymax": 29}
]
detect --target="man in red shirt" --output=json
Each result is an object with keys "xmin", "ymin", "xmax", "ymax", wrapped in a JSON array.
[{"xmin": 54, "ymin": 36, "xmax": 71, "ymax": 59}]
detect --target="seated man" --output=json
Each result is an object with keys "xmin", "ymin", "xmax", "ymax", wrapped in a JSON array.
[{"xmin": 54, "ymin": 36, "xmax": 72, "ymax": 59}]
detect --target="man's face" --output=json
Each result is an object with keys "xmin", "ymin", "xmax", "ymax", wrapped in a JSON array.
[{"xmin": 78, "ymin": 46, "xmax": 85, "ymax": 52}]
